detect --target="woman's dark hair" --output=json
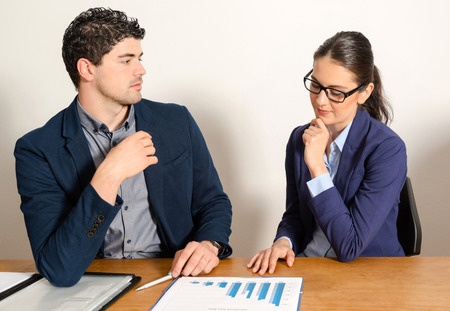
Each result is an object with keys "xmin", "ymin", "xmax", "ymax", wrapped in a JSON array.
[
  {"xmin": 62, "ymin": 7, "xmax": 146, "ymax": 88},
  {"xmin": 314, "ymin": 31, "xmax": 392, "ymax": 124}
]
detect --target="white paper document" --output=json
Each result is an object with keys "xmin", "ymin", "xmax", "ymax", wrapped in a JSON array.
[
  {"xmin": 150, "ymin": 276, "xmax": 303, "ymax": 311},
  {"xmin": 0, "ymin": 272, "xmax": 35, "ymax": 293}
]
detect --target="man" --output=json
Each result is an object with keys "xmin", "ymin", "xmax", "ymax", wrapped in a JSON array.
[{"xmin": 14, "ymin": 7, "xmax": 232, "ymax": 287}]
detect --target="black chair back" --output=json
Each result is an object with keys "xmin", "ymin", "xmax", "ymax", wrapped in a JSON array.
[{"xmin": 397, "ymin": 177, "xmax": 422, "ymax": 256}]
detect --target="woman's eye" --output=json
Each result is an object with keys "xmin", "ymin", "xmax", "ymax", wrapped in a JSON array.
[
  {"xmin": 330, "ymin": 90, "xmax": 343, "ymax": 97},
  {"xmin": 310, "ymin": 81, "xmax": 320, "ymax": 90}
]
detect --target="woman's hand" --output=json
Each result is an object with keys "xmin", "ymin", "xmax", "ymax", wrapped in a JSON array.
[
  {"xmin": 246, "ymin": 238, "xmax": 295, "ymax": 275},
  {"xmin": 302, "ymin": 118, "xmax": 329, "ymax": 178}
]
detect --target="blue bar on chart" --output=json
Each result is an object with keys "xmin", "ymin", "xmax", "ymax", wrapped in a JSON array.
[
  {"xmin": 204, "ymin": 281, "xmax": 214, "ymax": 286},
  {"xmin": 270, "ymin": 282, "xmax": 286, "ymax": 307},
  {"xmin": 226, "ymin": 282, "xmax": 242, "ymax": 298},
  {"xmin": 242, "ymin": 282, "xmax": 256, "ymax": 298},
  {"xmin": 217, "ymin": 282, "xmax": 227, "ymax": 288},
  {"xmin": 257, "ymin": 282, "xmax": 271, "ymax": 301}
]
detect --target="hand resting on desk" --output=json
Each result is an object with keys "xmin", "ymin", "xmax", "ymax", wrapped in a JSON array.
[
  {"xmin": 170, "ymin": 241, "xmax": 219, "ymax": 277},
  {"xmin": 247, "ymin": 238, "xmax": 295, "ymax": 275}
]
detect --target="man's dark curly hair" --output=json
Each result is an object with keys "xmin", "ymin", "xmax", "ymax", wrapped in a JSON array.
[{"xmin": 62, "ymin": 7, "xmax": 145, "ymax": 88}]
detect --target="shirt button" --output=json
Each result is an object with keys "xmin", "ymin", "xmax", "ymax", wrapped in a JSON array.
[
  {"xmin": 127, "ymin": 239, "xmax": 131, "ymax": 244},
  {"xmin": 124, "ymin": 206, "xmax": 129, "ymax": 211},
  {"xmin": 112, "ymin": 140, "xmax": 118, "ymax": 146}
]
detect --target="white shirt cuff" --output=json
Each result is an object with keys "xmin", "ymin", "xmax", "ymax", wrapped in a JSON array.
[{"xmin": 307, "ymin": 173, "xmax": 333, "ymax": 197}]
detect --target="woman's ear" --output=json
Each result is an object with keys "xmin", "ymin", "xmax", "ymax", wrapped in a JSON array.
[
  {"xmin": 357, "ymin": 82, "xmax": 375, "ymax": 104},
  {"xmin": 77, "ymin": 58, "xmax": 95, "ymax": 83}
]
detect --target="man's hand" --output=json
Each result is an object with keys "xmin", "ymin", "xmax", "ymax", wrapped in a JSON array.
[
  {"xmin": 247, "ymin": 238, "xmax": 295, "ymax": 275},
  {"xmin": 170, "ymin": 241, "xmax": 220, "ymax": 278},
  {"xmin": 91, "ymin": 131, "xmax": 158, "ymax": 204}
]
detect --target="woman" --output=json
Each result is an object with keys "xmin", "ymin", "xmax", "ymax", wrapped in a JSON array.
[{"xmin": 248, "ymin": 31, "xmax": 407, "ymax": 275}]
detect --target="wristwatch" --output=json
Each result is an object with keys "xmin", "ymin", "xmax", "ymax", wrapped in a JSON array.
[{"xmin": 210, "ymin": 240, "xmax": 225, "ymax": 256}]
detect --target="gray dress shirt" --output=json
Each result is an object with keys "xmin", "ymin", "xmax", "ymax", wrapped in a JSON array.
[{"xmin": 77, "ymin": 102, "xmax": 161, "ymax": 258}]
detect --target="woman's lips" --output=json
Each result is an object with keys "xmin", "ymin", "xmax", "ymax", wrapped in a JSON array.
[{"xmin": 317, "ymin": 108, "xmax": 330, "ymax": 115}]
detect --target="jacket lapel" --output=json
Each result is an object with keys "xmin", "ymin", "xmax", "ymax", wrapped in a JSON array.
[
  {"xmin": 62, "ymin": 99, "xmax": 97, "ymax": 191},
  {"xmin": 333, "ymin": 109, "xmax": 370, "ymax": 200},
  {"xmin": 134, "ymin": 102, "xmax": 165, "ymax": 223}
]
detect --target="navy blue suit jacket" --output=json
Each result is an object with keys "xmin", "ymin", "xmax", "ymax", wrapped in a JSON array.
[
  {"xmin": 276, "ymin": 109, "xmax": 406, "ymax": 262},
  {"xmin": 15, "ymin": 98, "xmax": 232, "ymax": 286}
]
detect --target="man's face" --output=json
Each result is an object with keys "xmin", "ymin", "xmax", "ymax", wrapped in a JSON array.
[{"xmin": 92, "ymin": 38, "xmax": 146, "ymax": 106}]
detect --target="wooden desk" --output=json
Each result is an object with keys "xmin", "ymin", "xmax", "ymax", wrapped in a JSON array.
[{"xmin": 2, "ymin": 257, "xmax": 450, "ymax": 310}]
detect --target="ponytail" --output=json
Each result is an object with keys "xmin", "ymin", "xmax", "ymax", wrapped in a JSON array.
[{"xmin": 361, "ymin": 66, "xmax": 392, "ymax": 124}]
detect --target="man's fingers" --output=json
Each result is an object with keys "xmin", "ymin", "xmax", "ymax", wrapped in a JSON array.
[
  {"xmin": 171, "ymin": 245, "xmax": 196, "ymax": 277},
  {"xmin": 171, "ymin": 241, "xmax": 219, "ymax": 277}
]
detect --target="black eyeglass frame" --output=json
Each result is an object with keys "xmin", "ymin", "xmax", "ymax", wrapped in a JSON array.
[{"xmin": 303, "ymin": 69, "xmax": 366, "ymax": 103}]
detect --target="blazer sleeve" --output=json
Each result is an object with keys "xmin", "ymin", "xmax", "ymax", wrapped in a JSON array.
[
  {"xmin": 275, "ymin": 126, "xmax": 312, "ymax": 254},
  {"xmin": 184, "ymin": 107, "xmax": 233, "ymax": 258},
  {"xmin": 14, "ymin": 134, "xmax": 121, "ymax": 287}
]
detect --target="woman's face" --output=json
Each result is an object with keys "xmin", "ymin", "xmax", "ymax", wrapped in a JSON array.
[{"xmin": 308, "ymin": 56, "xmax": 373, "ymax": 135}]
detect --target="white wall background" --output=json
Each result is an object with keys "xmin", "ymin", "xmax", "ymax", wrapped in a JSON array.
[{"xmin": 1, "ymin": 0, "xmax": 449, "ymax": 259}]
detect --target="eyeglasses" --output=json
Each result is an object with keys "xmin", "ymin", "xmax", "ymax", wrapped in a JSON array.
[{"xmin": 303, "ymin": 69, "xmax": 365, "ymax": 103}]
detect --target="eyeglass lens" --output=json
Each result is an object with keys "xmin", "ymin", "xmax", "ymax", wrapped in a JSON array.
[{"xmin": 304, "ymin": 79, "xmax": 346, "ymax": 103}]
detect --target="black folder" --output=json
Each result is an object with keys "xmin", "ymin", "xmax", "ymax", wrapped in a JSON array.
[{"xmin": 0, "ymin": 272, "xmax": 140, "ymax": 310}]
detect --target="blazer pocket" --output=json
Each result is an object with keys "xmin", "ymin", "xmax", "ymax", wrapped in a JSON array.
[{"xmin": 166, "ymin": 149, "xmax": 191, "ymax": 167}]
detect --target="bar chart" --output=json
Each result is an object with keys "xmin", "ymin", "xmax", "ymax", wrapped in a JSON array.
[{"xmin": 151, "ymin": 276, "xmax": 303, "ymax": 311}]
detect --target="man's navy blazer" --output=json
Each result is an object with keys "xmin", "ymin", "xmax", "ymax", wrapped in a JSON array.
[
  {"xmin": 15, "ymin": 98, "xmax": 232, "ymax": 286},
  {"xmin": 276, "ymin": 109, "xmax": 407, "ymax": 262}
]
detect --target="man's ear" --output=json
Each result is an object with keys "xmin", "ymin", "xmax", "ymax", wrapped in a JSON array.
[
  {"xmin": 357, "ymin": 82, "xmax": 375, "ymax": 104},
  {"xmin": 77, "ymin": 58, "xmax": 94, "ymax": 82}
]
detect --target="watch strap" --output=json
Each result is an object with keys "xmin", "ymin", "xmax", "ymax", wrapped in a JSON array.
[{"xmin": 209, "ymin": 240, "xmax": 224, "ymax": 255}]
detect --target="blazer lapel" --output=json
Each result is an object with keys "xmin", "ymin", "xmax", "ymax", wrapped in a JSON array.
[
  {"xmin": 134, "ymin": 102, "xmax": 165, "ymax": 220},
  {"xmin": 333, "ymin": 109, "xmax": 369, "ymax": 200},
  {"xmin": 62, "ymin": 99, "xmax": 97, "ymax": 191}
]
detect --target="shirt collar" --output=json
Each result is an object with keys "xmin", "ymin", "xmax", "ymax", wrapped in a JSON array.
[
  {"xmin": 333, "ymin": 120, "xmax": 353, "ymax": 153},
  {"xmin": 76, "ymin": 98, "xmax": 135, "ymax": 133}
]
